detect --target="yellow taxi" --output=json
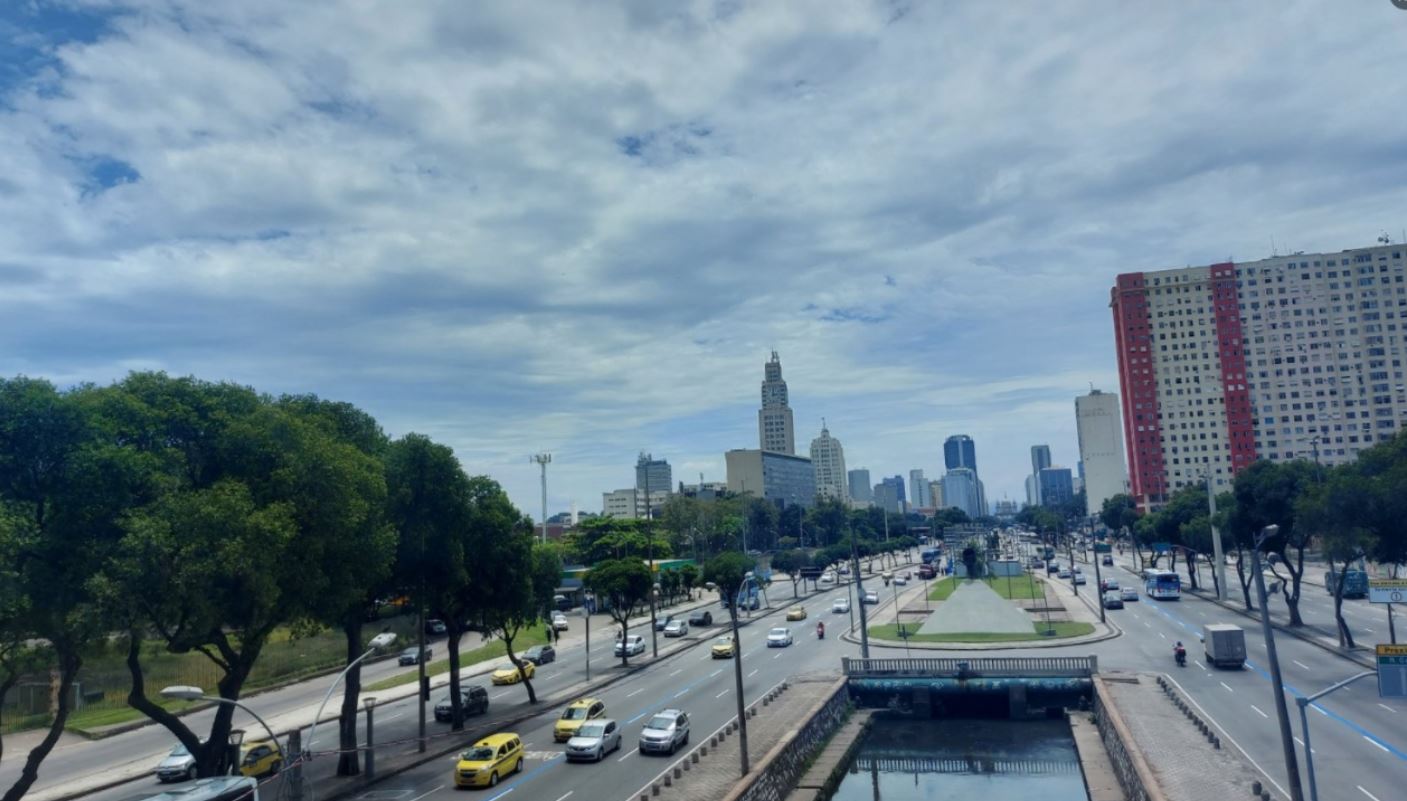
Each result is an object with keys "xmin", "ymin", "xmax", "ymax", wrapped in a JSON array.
[
  {"xmin": 491, "ymin": 661, "xmax": 535, "ymax": 685},
  {"xmin": 553, "ymin": 697, "xmax": 606, "ymax": 742},
  {"xmin": 453, "ymin": 732, "xmax": 523, "ymax": 788},
  {"xmin": 710, "ymin": 635, "xmax": 736, "ymax": 659},
  {"xmin": 238, "ymin": 740, "xmax": 283, "ymax": 778},
  {"xmin": 786, "ymin": 605, "xmax": 807, "ymax": 621}
]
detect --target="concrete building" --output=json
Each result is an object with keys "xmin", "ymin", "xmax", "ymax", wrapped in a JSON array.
[
  {"xmin": 635, "ymin": 453, "xmax": 672, "ymax": 496},
  {"xmin": 928, "ymin": 479, "xmax": 944, "ymax": 510},
  {"xmin": 809, "ymin": 423, "xmax": 848, "ymax": 501},
  {"xmin": 993, "ymin": 499, "xmax": 1020, "ymax": 519},
  {"xmin": 1038, "ymin": 466, "xmax": 1075, "ymax": 509},
  {"xmin": 679, "ymin": 481, "xmax": 727, "ymax": 500},
  {"xmin": 944, "ymin": 435, "xmax": 978, "ymax": 473},
  {"xmin": 1024, "ymin": 473, "xmax": 1039, "ymax": 507},
  {"xmin": 847, "ymin": 468, "xmax": 873, "ymax": 503},
  {"xmin": 1076, "ymin": 388, "xmax": 1130, "ymax": 517},
  {"xmin": 602, "ymin": 488, "xmax": 671, "ymax": 519},
  {"xmin": 1029, "ymin": 444, "xmax": 1051, "ymax": 505},
  {"xmin": 757, "ymin": 351, "xmax": 796, "ymax": 455},
  {"xmin": 1111, "ymin": 242, "xmax": 1407, "ymax": 509},
  {"xmin": 907, "ymin": 469, "xmax": 930, "ymax": 508},
  {"xmin": 873, "ymin": 478, "xmax": 904, "ymax": 514},
  {"xmin": 940, "ymin": 468, "xmax": 982, "ymax": 519},
  {"xmin": 725, "ymin": 448, "xmax": 815, "ymax": 509}
]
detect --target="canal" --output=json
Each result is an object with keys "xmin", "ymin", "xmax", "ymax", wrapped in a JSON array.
[{"xmin": 828, "ymin": 715, "xmax": 1088, "ymax": 801}]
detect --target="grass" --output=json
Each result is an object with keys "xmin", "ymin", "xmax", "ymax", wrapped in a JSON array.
[
  {"xmin": 926, "ymin": 574, "xmax": 1045, "ymax": 601},
  {"xmin": 867, "ymin": 621, "xmax": 1095, "ymax": 643},
  {"xmin": 363, "ymin": 625, "xmax": 550, "ymax": 692}
]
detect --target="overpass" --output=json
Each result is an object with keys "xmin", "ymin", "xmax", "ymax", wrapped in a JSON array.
[{"xmin": 842, "ymin": 656, "xmax": 1098, "ymax": 718}]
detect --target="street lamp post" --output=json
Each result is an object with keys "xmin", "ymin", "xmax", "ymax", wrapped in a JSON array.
[
  {"xmin": 583, "ymin": 593, "xmax": 593, "ymax": 683},
  {"xmin": 363, "ymin": 696, "xmax": 377, "ymax": 780},
  {"xmin": 1251, "ymin": 525, "xmax": 1305, "ymax": 801},
  {"xmin": 1296, "ymin": 670, "xmax": 1377, "ymax": 801},
  {"xmin": 303, "ymin": 632, "xmax": 398, "ymax": 768}
]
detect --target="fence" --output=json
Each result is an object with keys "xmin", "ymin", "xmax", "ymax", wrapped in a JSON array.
[{"xmin": 842, "ymin": 656, "xmax": 1098, "ymax": 678}]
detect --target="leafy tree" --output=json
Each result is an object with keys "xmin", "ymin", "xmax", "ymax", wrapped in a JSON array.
[
  {"xmin": 678, "ymin": 563, "xmax": 700, "ymax": 599},
  {"xmin": 530, "ymin": 542, "xmax": 566, "ymax": 634},
  {"xmin": 1100, "ymin": 493, "xmax": 1140, "ymax": 535},
  {"xmin": 1297, "ymin": 469, "xmax": 1375, "ymax": 647},
  {"xmin": 466, "ymin": 479, "xmax": 540, "ymax": 704},
  {"xmin": 585, "ymin": 559, "xmax": 653, "ymax": 666},
  {"xmin": 805, "ymin": 499, "xmax": 848, "ymax": 548},
  {"xmin": 744, "ymin": 498, "xmax": 779, "ymax": 552},
  {"xmin": 769, "ymin": 549, "xmax": 811, "ymax": 598},
  {"xmin": 703, "ymin": 551, "xmax": 756, "ymax": 775},
  {"xmin": 1228, "ymin": 459, "xmax": 1317, "ymax": 625},
  {"xmin": 567, "ymin": 518, "xmax": 670, "ymax": 565}
]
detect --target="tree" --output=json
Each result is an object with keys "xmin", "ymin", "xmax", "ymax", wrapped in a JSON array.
[
  {"xmin": 806, "ymin": 499, "xmax": 848, "ymax": 548},
  {"xmin": 678, "ymin": 563, "xmax": 700, "ymax": 599},
  {"xmin": 769, "ymin": 550, "xmax": 810, "ymax": 598},
  {"xmin": 466, "ymin": 478, "xmax": 539, "ymax": 703},
  {"xmin": 585, "ymin": 559, "xmax": 653, "ymax": 666},
  {"xmin": 530, "ymin": 542, "xmax": 566, "ymax": 633},
  {"xmin": 1100, "ymin": 493, "xmax": 1140, "ymax": 536},
  {"xmin": 1228, "ymin": 459, "xmax": 1317, "ymax": 626},
  {"xmin": 703, "ymin": 552, "xmax": 756, "ymax": 776}
]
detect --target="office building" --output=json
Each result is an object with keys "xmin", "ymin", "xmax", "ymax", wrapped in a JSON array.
[
  {"xmin": 635, "ymin": 453, "xmax": 672, "ymax": 495},
  {"xmin": 809, "ymin": 423, "xmax": 848, "ymax": 501},
  {"xmin": 940, "ymin": 468, "xmax": 982, "ymax": 518},
  {"xmin": 1024, "ymin": 474, "xmax": 1039, "ymax": 507},
  {"xmin": 757, "ymin": 351, "xmax": 796, "ymax": 455},
  {"xmin": 928, "ymin": 479, "xmax": 944, "ymax": 510},
  {"xmin": 1038, "ymin": 466, "xmax": 1075, "ymax": 509},
  {"xmin": 679, "ymin": 481, "xmax": 727, "ymax": 500},
  {"xmin": 944, "ymin": 435, "xmax": 978, "ymax": 473},
  {"xmin": 1029, "ymin": 444, "xmax": 1051, "ymax": 505},
  {"xmin": 1076, "ymin": 388, "xmax": 1129, "ymax": 516},
  {"xmin": 602, "ymin": 488, "xmax": 671, "ymax": 520},
  {"xmin": 725, "ymin": 448, "xmax": 815, "ymax": 509},
  {"xmin": 908, "ymin": 469, "xmax": 930, "ymax": 508},
  {"xmin": 847, "ymin": 469, "xmax": 873, "ymax": 503},
  {"xmin": 873, "ymin": 478, "xmax": 904, "ymax": 514},
  {"xmin": 1112, "ymin": 242, "xmax": 1407, "ymax": 509}
]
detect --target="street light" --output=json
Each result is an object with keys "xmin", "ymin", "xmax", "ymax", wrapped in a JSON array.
[
  {"xmin": 1251, "ymin": 525, "xmax": 1305, "ymax": 801},
  {"xmin": 363, "ymin": 696, "xmax": 378, "ymax": 780},
  {"xmin": 305, "ymin": 631, "xmax": 397, "ymax": 768},
  {"xmin": 1296, "ymin": 670, "xmax": 1377, "ymax": 801},
  {"xmin": 159, "ymin": 687, "xmax": 280, "ymax": 770}
]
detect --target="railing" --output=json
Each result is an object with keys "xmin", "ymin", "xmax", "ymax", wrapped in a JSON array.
[
  {"xmin": 842, "ymin": 656, "xmax": 1098, "ymax": 678},
  {"xmin": 853, "ymin": 756, "xmax": 1081, "ymax": 775}
]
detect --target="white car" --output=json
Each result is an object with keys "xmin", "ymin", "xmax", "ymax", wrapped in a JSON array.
[
  {"xmin": 1121, "ymin": 586, "xmax": 1139, "ymax": 602},
  {"xmin": 614, "ymin": 634, "xmax": 645, "ymax": 657},
  {"xmin": 766, "ymin": 627, "xmax": 793, "ymax": 647},
  {"xmin": 862, "ymin": 591, "xmax": 879, "ymax": 604},
  {"xmin": 551, "ymin": 612, "xmax": 569, "ymax": 632},
  {"xmin": 831, "ymin": 597, "xmax": 850, "ymax": 613},
  {"xmin": 893, "ymin": 576, "xmax": 908, "ymax": 586},
  {"xmin": 820, "ymin": 572, "xmax": 836, "ymax": 584},
  {"xmin": 663, "ymin": 619, "xmax": 688, "ymax": 637}
]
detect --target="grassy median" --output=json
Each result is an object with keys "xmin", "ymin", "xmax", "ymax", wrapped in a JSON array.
[
  {"xmin": 866, "ymin": 621, "xmax": 1095, "ymax": 643},
  {"xmin": 925, "ymin": 574, "xmax": 1046, "ymax": 601}
]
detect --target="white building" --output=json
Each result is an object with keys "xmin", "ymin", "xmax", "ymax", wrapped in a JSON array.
[
  {"xmin": 602, "ymin": 488, "xmax": 671, "ymax": 520},
  {"xmin": 809, "ymin": 423, "xmax": 848, "ymax": 502},
  {"xmin": 758, "ymin": 351, "xmax": 796, "ymax": 455},
  {"xmin": 908, "ymin": 469, "xmax": 930, "ymax": 508},
  {"xmin": 940, "ymin": 468, "xmax": 982, "ymax": 518},
  {"xmin": 1076, "ymin": 390, "xmax": 1130, "ymax": 517}
]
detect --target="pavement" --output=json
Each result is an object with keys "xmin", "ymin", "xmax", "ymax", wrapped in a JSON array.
[{"xmin": 916, "ymin": 580, "xmax": 1032, "ymax": 634}]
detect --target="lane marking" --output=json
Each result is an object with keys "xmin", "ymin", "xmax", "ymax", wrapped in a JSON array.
[
  {"xmin": 1378, "ymin": 703, "xmax": 1395, "ymax": 713},
  {"xmin": 491, "ymin": 691, "xmax": 512, "ymax": 699},
  {"xmin": 669, "ymin": 669, "xmax": 683, "ymax": 677},
  {"xmin": 715, "ymin": 689, "xmax": 729, "ymax": 699},
  {"xmin": 747, "ymin": 669, "xmax": 758, "ymax": 678},
  {"xmin": 485, "ymin": 787, "xmax": 515, "ymax": 801},
  {"xmin": 407, "ymin": 786, "xmax": 445, "ymax": 801},
  {"xmin": 673, "ymin": 689, "xmax": 689, "ymax": 699},
  {"xmin": 1293, "ymin": 736, "xmax": 1316, "ymax": 754},
  {"xmin": 617, "ymin": 747, "xmax": 638, "ymax": 762},
  {"xmin": 1220, "ymin": 682, "xmax": 1234, "ymax": 693},
  {"xmin": 1365, "ymin": 736, "xmax": 1391, "ymax": 754},
  {"xmin": 556, "ymin": 793, "xmax": 574, "ymax": 801},
  {"xmin": 1194, "ymin": 660, "xmax": 1206, "ymax": 670},
  {"xmin": 627, "ymin": 688, "xmax": 646, "ymax": 698},
  {"xmin": 709, "ymin": 669, "xmax": 723, "ymax": 678},
  {"xmin": 1250, "ymin": 704, "xmax": 1269, "ymax": 719},
  {"xmin": 1359, "ymin": 786, "xmax": 1383, "ymax": 801},
  {"xmin": 1292, "ymin": 660, "xmax": 1310, "ymax": 670},
  {"xmin": 1158, "ymin": 632, "xmax": 1166, "ymax": 640},
  {"xmin": 774, "ymin": 653, "xmax": 782, "ymax": 660}
]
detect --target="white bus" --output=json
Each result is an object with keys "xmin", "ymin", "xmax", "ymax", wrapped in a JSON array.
[
  {"xmin": 140, "ymin": 777, "xmax": 258, "ymax": 801},
  {"xmin": 1144, "ymin": 569, "xmax": 1182, "ymax": 600}
]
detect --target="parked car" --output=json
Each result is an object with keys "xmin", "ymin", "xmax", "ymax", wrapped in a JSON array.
[
  {"xmin": 614, "ymin": 634, "xmax": 646, "ymax": 657},
  {"xmin": 554, "ymin": 698, "xmax": 606, "ymax": 742},
  {"xmin": 655, "ymin": 614, "xmax": 675, "ymax": 632},
  {"xmin": 491, "ymin": 661, "xmax": 535, "ymax": 685},
  {"xmin": 663, "ymin": 619, "xmax": 689, "ymax": 637},
  {"xmin": 1102, "ymin": 591, "xmax": 1124, "ymax": 609},
  {"xmin": 454, "ymin": 733, "xmax": 523, "ymax": 788},
  {"xmin": 832, "ymin": 597, "xmax": 850, "ymax": 613},
  {"xmin": 1074, "ymin": 573, "xmax": 1087, "ymax": 585},
  {"xmin": 688, "ymin": 609, "xmax": 713, "ymax": 626},
  {"xmin": 399, "ymin": 646, "xmax": 432, "ymax": 666},
  {"xmin": 711, "ymin": 635, "xmax": 737, "ymax": 658},
  {"xmin": 766, "ymin": 627, "xmax": 793, "ymax": 647},
  {"xmin": 639, "ymin": 709, "xmax": 690, "ymax": 755},
  {"xmin": 1057, "ymin": 569, "xmax": 1072, "ymax": 580},
  {"xmin": 554, "ymin": 594, "xmax": 573, "ymax": 611},
  {"xmin": 1047, "ymin": 562, "xmax": 1061, "ymax": 575},
  {"xmin": 435, "ymin": 685, "xmax": 490, "ymax": 721},
  {"xmin": 155, "ymin": 743, "xmax": 198, "ymax": 783},
  {"xmin": 523, "ymin": 644, "xmax": 556, "ymax": 665},
  {"xmin": 566, "ymin": 719, "xmax": 622, "ymax": 762},
  {"xmin": 918, "ymin": 564, "xmax": 937, "ymax": 580},
  {"xmin": 424, "ymin": 619, "xmax": 447, "ymax": 636},
  {"xmin": 820, "ymin": 572, "xmax": 836, "ymax": 584},
  {"xmin": 1121, "ymin": 586, "xmax": 1139, "ymax": 602},
  {"xmin": 786, "ymin": 605, "xmax": 807, "ymax": 621}
]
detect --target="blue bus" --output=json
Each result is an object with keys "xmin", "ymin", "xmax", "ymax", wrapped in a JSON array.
[{"xmin": 1144, "ymin": 569, "xmax": 1181, "ymax": 600}]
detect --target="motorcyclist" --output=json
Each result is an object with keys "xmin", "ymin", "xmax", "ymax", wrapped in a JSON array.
[
  {"xmin": 1174, "ymin": 641, "xmax": 1187, "ymax": 666},
  {"xmin": 816, "ymin": 621, "xmax": 825, "ymax": 639}
]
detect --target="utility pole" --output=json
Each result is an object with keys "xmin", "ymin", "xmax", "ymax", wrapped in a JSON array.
[
  {"xmin": 532, "ymin": 453, "xmax": 551, "ymax": 544},
  {"xmin": 1252, "ymin": 525, "xmax": 1305, "ymax": 801},
  {"xmin": 644, "ymin": 459, "xmax": 658, "ymax": 658},
  {"xmin": 1206, "ymin": 469, "xmax": 1227, "ymax": 602},
  {"xmin": 850, "ymin": 527, "xmax": 871, "ymax": 658}
]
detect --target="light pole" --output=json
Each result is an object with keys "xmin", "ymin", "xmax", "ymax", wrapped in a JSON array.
[
  {"xmin": 1252, "ymin": 525, "xmax": 1305, "ymax": 801},
  {"xmin": 851, "ymin": 530, "xmax": 871, "ymax": 658},
  {"xmin": 645, "ymin": 464, "xmax": 659, "ymax": 658},
  {"xmin": 362, "ymin": 696, "xmax": 377, "ymax": 781},
  {"xmin": 303, "ymin": 632, "xmax": 398, "ymax": 767},
  {"xmin": 583, "ymin": 592, "xmax": 593, "ymax": 682},
  {"xmin": 1296, "ymin": 670, "xmax": 1377, "ymax": 801},
  {"xmin": 159, "ymin": 687, "xmax": 283, "ymax": 770},
  {"xmin": 532, "ymin": 453, "xmax": 551, "ymax": 544},
  {"xmin": 1203, "ymin": 469, "xmax": 1228, "ymax": 601}
]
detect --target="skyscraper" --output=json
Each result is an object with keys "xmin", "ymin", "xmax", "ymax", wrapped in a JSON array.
[
  {"xmin": 635, "ymin": 452, "xmax": 672, "ymax": 496},
  {"xmin": 1111, "ymin": 242, "xmax": 1407, "ymax": 509},
  {"xmin": 1076, "ymin": 389, "xmax": 1128, "ymax": 517},
  {"xmin": 908, "ymin": 469, "xmax": 930, "ymax": 508},
  {"xmin": 874, "ymin": 475, "xmax": 906, "ymax": 514},
  {"xmin": 941, "ymin": 468, "xmax": 981, "ymax": 518},
  {"xmin": 1029, "ymin": 444, "xmax": 1051, "ymax": 505},
  {"xmin": 943, "ymin": 435, "xmax": 977, "ymax": 473},
  {"xmin": 757, "ymin": 350, "xmax": 796, "ymax": 454},
  {"xmin": 1039, "ymin": 467, "xmax": 1075, "ymax": 509},
  {"xmin": 847, "ymin": 469, "xmax": 872, "ymax": 503},
  {"xmin": 809, "ymin": 423, "xmax": 848, "ymax": 501}
]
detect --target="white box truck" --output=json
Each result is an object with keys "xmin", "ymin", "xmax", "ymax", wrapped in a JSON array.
[{"xmin": 1203, "ymin": 623, "xmax": 1246, "ymax": 669}]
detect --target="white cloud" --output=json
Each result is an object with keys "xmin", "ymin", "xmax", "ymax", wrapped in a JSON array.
[{"xmin": 3, "ymin": 0, "xmax": 1407, "ymax": 514}]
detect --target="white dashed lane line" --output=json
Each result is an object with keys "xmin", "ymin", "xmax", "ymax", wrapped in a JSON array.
[
  {"xmin": 1220, "ymin": 682, "xmax": 1234, "ymax": 693},
  {"xmin": 715, "ymin": 689, "xmax": 730, "ymax": 699},
  {"xmin": 1250, "ymin": 705, "xmax": 1269, "ymax": 719}
]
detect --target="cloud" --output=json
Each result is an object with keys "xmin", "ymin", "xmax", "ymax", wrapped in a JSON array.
[{"xmin": 3, "ymin": 0, "xmax": 1407, "ymax": 514}]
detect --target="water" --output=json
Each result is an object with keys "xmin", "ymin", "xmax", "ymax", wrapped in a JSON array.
[{"xmin": 828, "ymin": 716, "xmax": 1088, "ymax": 801}]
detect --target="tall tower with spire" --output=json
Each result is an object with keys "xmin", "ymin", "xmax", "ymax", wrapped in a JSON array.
[{"xmin": 758, "ymin": 350, "xmax": 796, "ymax": 454}]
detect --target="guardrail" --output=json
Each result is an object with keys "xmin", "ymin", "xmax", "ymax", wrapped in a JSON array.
[
  {"xmin": 852, "ymin": 756, "xmax": 1081, "ymax": 775},
  {"xmin": 841, "ymin": 656, "xmax": 1098, "ymax": 678}
]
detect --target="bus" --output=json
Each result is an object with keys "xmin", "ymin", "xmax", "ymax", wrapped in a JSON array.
[
  {"xmin": 1144, "ymin": 569, "xmax": 1182, "ymax": 600},
  {"xmin": 140, "ymin": 778, "xmax": 258, "ymax": 801}
]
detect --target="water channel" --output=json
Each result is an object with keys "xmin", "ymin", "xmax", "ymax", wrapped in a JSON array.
[{"xmin": 827, "ymin": 715, "xmax": 1089, "ymax": 801}]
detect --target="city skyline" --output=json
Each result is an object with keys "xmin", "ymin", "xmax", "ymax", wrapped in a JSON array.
[{"xmin": 3, "ymin": 3, "xmax": 1405, "ymax": 518}]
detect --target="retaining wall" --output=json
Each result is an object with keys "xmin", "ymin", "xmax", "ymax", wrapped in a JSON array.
[{"xmin": 720, "ymin": 677, "xmax": 851, "ymax": 801}]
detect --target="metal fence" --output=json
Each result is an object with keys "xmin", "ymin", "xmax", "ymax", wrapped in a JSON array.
[{"xmin": 841, "ymin": 655, "xmax": 1098, "ymax": 678}]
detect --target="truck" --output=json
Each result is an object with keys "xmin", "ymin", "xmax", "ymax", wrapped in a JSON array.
[
  {"xmin": 1202, "ymin": 623, "xmax": 1246, "ymax": 669},
  {"xmin": 1324, "ymin": 569, "xmax": 1369, "ymax": 599}
]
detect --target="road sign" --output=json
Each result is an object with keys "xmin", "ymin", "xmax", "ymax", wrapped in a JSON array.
[
  {"xmin": 1377, "ymin": 644, "xmax": 1407, "ymax": 698},
  {"xmin": 1369, "ymin": 578, "xmax": 1407, "ymax": 604}
]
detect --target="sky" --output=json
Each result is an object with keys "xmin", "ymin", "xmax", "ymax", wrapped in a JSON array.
[{"xmin": 4, "ymin": 0, "xmax": 1407, "ymax": 518}]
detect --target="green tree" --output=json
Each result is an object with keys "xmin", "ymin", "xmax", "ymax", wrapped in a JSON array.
[
  {"xmin": 678, "ymin": 563, "xmax": 700, "ymax": 599},
  {"xmin": 531, "ymin": 542, "xmax": 566, "ymax": 631},
  {"xmin": 703, "ymin": 552, "xmax": 755, "ymax": 775},
  {"xmin": 1297, "ymin": 469, "xmax": 1375, "ymax": 647},
  {"xmin": 585, "ymin": 559, "xmax": 653, "ymax": 666},
  {"xmin": 466, "ymin": 479, "xmax": 540, "ymax": 703},
  {"xmin": 1228, "ymin": 459, "xmax": 1318, "ymax": 625},
  {"xmin": 769, "ymin": 549, "xmax": 811, "ymax": 598},
  {"xmin": 1100, "ymin": 493, "xmax": 1140, "ymax": 535}
]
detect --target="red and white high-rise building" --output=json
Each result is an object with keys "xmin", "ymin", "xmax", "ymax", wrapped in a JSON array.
[{"xmin": 1111, "ymin": 242, "xmax": 1407, "ymax": 510}]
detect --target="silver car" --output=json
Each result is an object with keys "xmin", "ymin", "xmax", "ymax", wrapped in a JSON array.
[
  {"xmin": 155, "ymin": 743, "xmax": 197, "ymax": 782},
  {"xmin": 663, "ymin": 619, "xmax": 688, "ymax": 637},
  {"xmin": 639, "ymin": 709, "xmax": 690, "ymax": 755},
  {"xmin": 565, "ymin": 719, "xmax": 622, "ymax": 762},
  {"xmin": 766, "ymin": 627, "xmax": 793, "ymax": 647}
]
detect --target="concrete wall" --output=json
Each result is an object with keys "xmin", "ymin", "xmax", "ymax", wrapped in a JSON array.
[
  {"xmin": 1091, "ymin": 677, "xmax": 1168, "ymax": 801},
  {"xmin": 721, "ymin": 678, "xmax": 850, "ymax": 801}
]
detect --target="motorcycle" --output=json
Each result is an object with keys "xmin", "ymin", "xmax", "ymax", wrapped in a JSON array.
[
  {"xmin": 1174, "ymin": 646, "xmax": 1187, "ymax": 667},
  {"xmin": 816, "ymin": 623, "xmax": 825, "ymax": 640}
]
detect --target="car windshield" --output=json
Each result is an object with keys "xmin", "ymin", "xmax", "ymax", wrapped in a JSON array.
[
  {"xmin": 646, "ymin": 715, "xmax": 674, "ymax": 730},
  {"xmin": 563, "ymin": 706, "xmax": 590, "ymax": 720},
  {"xmin": 462, "ymin": 746, "xmax": 495, "ymax": 761},
  {"xmin": 715, "ymin": 637, "xmax": 732, "ymax": 645},
  {"xmin": 577, "ymin": 722, "xmax": 606, "ymax": 738},
  {"xmin": 169, "ymin": 744, "xmax": 189, "ymax": 757}
]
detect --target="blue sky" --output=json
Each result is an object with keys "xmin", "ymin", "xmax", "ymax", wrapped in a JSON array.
[{"xmin": 4, "ymin": 1, "xmax": 1407, "ymax": 516}]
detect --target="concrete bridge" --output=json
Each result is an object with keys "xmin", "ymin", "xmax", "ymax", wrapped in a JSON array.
[{"xmin": 842, "ymin": 656, "xmax": 1098, "ymax": 718}]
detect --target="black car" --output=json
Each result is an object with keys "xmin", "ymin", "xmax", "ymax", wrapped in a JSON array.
[
  {"xmin": 433, "ymin": 685, "xmax": 489, "ymax": 722},
  {"xmin": 523, "ymin": 644, "xmax": 556, "ymax": 665},
  {"xmin": 398, "ymin": 646, "xmax": 432, "ymax": 666},
  {"xmin": 424, "ymin": 619, "xmax": 447, "ymax": 636},
  {"xmin": 688, "ymin": 609, "xmax": 713, "ymax": 626},
  {"xmin": 1102, "ymin": 555, "xmax": 1114, "ymax": 566},
  {"xmin": 654, "ymin": 614, "xmax": 674, "ymax": 632}
]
